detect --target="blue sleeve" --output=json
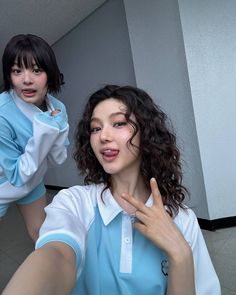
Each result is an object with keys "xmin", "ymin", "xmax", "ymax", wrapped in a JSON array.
[{"xmin": 0, "ymin": 113, "xmax": 63, "ymax": 187}]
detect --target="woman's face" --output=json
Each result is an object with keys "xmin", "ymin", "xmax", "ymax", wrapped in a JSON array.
[
  {"xmin": 10, "ymin": 59, "xmax": 48, "ymax": 107},
  {"xmin": 90, "ymin": 98, "xmax": 141, "ymax": 178}
]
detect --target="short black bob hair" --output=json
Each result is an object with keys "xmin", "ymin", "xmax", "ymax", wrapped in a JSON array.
[{"xmin": 2, "ymin": 34, "xmax": 64, "ymax": 94}]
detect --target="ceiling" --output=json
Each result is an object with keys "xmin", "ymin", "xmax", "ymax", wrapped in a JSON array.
[{"xmin": 0, "ymin": 0, "xmax": 106, "ymax": 86}]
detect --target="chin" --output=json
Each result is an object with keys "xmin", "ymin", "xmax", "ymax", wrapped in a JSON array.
[
  {"xmin": 102, "ymin": 165, "xmax": 120, "ymax": 175},
  {"xmin": 103, "ymin": 168, "xmax": 117, "ymax": 175}
]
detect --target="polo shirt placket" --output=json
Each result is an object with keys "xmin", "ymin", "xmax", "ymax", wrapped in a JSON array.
[{"xmin": 120, "ymin": 212, "xmax": 133, "ymax": 273}]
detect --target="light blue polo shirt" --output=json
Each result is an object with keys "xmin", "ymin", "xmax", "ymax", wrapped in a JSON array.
[{"xmin": 36, "ymin": 184, "xmax": 221, "ymax": 295}]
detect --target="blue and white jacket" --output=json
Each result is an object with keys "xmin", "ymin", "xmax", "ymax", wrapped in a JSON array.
[{"xmin": 0, "ymin": 90, "xmax": 69, "ymax": 204}]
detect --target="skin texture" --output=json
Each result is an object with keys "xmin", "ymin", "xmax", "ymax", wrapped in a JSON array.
[
  {"xmin": 90, "ymin": 99, "xmax": 141, "ymax": 178},
  {"xmin": 10, "ymin": 62, "xmax": 48, "ymax": 108},
  {"xmin": 2, "ymin": 242, "xmax": 76, "ymax": 295},
  {"xmin": 17, "ymin": 196, "xmax": 47, "ymax": 242}
]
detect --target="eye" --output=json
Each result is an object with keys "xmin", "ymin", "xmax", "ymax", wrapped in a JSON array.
[
  {"xmin": 11, "ymin": 68, "xmax": 21, "ymax": 74},
  {"xmin": 33, "ymin": 67, "xmax": 43, "ymax": 74},
  {"xmin": 90, "ymin": 126, "xmax": 101, "ymax": 134},
  {"xmin": 113, "ymin": 121, "xmax": 127, "ymax": 128}
]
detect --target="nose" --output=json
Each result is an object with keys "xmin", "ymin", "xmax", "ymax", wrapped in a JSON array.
[
  {"xmin": 100, "ymin": 126, "xmax": 113, "ymax": 142},
  {"xmin": 23, "ymin": 70, "xmax": 33, "ymax": 85}
]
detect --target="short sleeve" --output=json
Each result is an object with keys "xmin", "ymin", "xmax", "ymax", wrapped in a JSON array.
[
  {"xmin": 35, "ymin": 186, "xmax": 95, "ymax": 276},
  {"xmin": 174, "ymin": 209, "xmax": 221, "ymax": 295}
]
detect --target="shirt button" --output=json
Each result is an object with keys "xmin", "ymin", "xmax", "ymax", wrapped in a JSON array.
[{"xmin": 125, "ymin": 237, "xmax": 131, "ymax": 243}]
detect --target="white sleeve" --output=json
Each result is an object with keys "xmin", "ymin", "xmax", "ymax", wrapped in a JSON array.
[
  {"xmin": 46, "ymin": 100, "xmax": 70, "ymax": 167},
  {"xmin": 36, "ymin": 187, "xmax": 95, "ymax": 276},
  {"xmin": 19, "ymin": 116, "xmax": 60, "ymax": 183},
  {"xmin": 46, "ymin": 125, "xmax": 69, "ymax": 167},
  {"xmin": 175, "ymin": 209, "xmax": 221, "ymax": 295}
]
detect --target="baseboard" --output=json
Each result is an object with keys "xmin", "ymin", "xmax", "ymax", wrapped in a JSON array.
[{"xmin": 198, "ymin": 216, "xmax": 236, "ymax": 231}]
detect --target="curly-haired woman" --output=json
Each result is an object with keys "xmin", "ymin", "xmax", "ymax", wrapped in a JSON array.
[{"xmin": 3, "ymin": 85, "xmax": 220, "ymax": 295}]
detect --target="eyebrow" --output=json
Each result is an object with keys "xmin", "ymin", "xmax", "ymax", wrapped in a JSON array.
[{"xmin": 90, "ymin": 111, "xmax": 126, "ymax": 122}]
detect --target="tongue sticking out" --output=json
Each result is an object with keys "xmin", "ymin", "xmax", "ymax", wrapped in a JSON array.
[
  {"xmin": 23, "ymin": 90, "xmax": 36, "ymax": 96},
  {"xmin": 103, "ymin": 150, "xmax": 119, "ymax": 157}
]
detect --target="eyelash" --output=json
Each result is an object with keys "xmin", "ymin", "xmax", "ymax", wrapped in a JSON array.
[
  {"xmin": 33, "ymin": 68, "xmax": 42, "ymax": 73},
  {"xmin": 113, "ymin": 121, "xmax": 127, "ymax": 127},
  {"xmin": 90, "ymin": 127, "xmax": 101, "ymax": 133},
  {"xmin": 11, "ymin": 69, "xmax": 21, "ymax": 74},
  {"xmin": 90, "ymin": 121, "xmax": 127, "ymax": 133},
  {"xmin": 11, "ymin": 67, "xmax": 43, "ymax": 74}
]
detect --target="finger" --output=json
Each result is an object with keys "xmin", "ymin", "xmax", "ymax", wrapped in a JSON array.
[
  {"xmin": 133, "ymin": 221, "xmax": 147, "ymax": 235},
  {"xmin": 121, "ymin": 193, "xmax": 149, "ymax": 214},
  {"xmin": 51, "ymin": 109, "xmax": 61, "ymax": 116},
  {"xmin": 150, "ymin": 178, "xmax": 164, "ymax": 206},
  {"xmin": 135, "ymin": 210, "xmax": 150, "ymax": 225}
]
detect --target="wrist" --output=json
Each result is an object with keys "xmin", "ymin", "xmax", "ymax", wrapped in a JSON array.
[{"xmin": 168, "ymin": 242, "xmax": 193, "ymax": 265}]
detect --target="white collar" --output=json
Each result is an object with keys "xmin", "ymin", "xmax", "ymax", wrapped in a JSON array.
[
  {"xmin": 11, "ymin": 90, "xmax": 53, "ymax": 121},
  {"xmin": 97, "ymin": 186, "xmax": 153, "ymax": 226}
]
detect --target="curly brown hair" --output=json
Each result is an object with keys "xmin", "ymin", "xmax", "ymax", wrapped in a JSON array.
[{"xmin": 74, "ymin": 85, "xmax": 188, "ymax": 217}]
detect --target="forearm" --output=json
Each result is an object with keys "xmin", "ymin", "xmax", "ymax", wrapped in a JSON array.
[
  {"xmin": 167, "ymin": 244, "xmax": 195, "ymax": 295},
  {"xmin": 3, "ymin": 245, "xmax": 76, "ymax": 295}
]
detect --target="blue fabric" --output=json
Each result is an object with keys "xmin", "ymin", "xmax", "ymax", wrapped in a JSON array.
[
  {"xmin": 0, "ymin": 182, "xmax": 46, "ymax": 216},
  {"xmin": 0, "ymin": 90, "xmax": 69, "ymax": 214},
  {"xmin": 16, "ymin": 182, "xmax": 46, "ymax": 205},
  {"xmin": 73, "ymin": 207, "xmax": 167, "ymax": 295}
]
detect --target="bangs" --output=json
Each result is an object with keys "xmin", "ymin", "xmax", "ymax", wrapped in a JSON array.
[
  {"xmin": 3, "ymin": 34, "xmax": 63, "ymax": 93},
  {"xmin": 14, "ymin": 50, "xmax": 40, "ymax": 69}
]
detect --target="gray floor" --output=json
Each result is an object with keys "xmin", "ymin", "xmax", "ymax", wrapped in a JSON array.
[{"xmin": 0, "ymin": 190, "xmax": 235, "ymax": 294}]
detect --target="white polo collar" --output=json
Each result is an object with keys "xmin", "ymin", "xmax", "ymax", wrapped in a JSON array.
[{"xmin": 97, "ymin": 187, "xmax": 153, "ymax": 226}]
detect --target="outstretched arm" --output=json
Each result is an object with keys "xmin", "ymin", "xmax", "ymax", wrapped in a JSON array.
[
  {"xmin": 122, "ymin": 178, "xmax": 195, "ymax": 295},
  {"xmin": 2, "ymin": 242, "xmax": 76, "ymax": 295}
]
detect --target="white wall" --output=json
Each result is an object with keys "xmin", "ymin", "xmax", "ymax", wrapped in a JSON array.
[
  {"xmin": 45, "ymin": 0, "xmax": 136, "ymax": 187},
  {"xmin": 123, "ymin": 0, "xmax": 209, "ymax": 219},
  {"xmin": 46, "ymin": 0, "xmax": 235, "ymax": 220},
  {"xmin": 178, "ymin": 0, "xmax": 236, "ymax": 219}
]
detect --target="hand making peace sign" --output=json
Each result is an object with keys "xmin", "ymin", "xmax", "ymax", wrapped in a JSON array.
[{"xmin": 121, "ymin": 178, "xmax": 190, "ymax": 260}]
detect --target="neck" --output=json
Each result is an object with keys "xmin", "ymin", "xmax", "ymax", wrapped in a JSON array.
[
  {"xmin": 111, "ymin": 172, "xmax": 150, "ymax": 214},
  {"xmin": 37, "ymin": 99, "xmax": 47, "ymax": 112}
]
